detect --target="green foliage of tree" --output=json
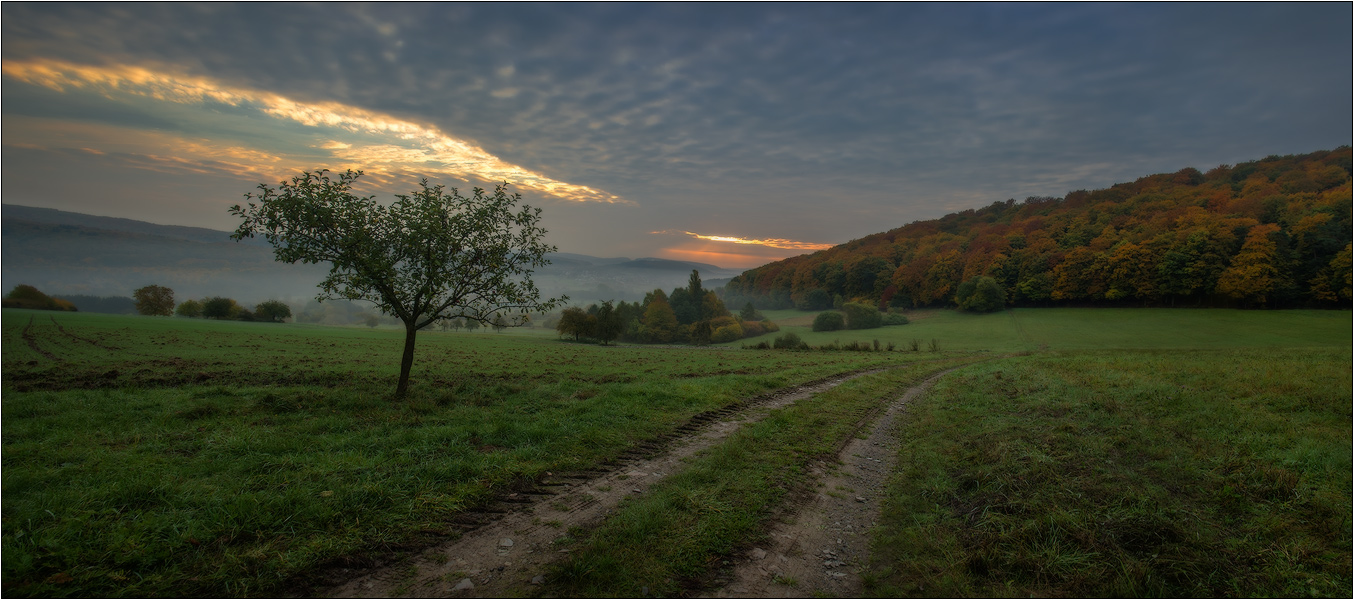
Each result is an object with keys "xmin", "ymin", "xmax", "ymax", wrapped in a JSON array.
[
  {"xmin": 641, "ymin": 295, "xmax": 678, "ymax": 343},
  {"xmin": 668, "ymin": 288, "xmax": 698, "ymax": 325},
  {"xmin": 700, "ymin": 291, "xmax": 729, "ymax": 321},
  {"xmin": 2, "ymin": 285, "xmax": 77, "ymax": 311},
  {"xmin": 231, "ymin": 169, "xmax": 562, "ymax": 398},
  {"xmin": 812, "ymin": 311, "xmax": 845, "ymax": 332},
  {"xmin": 175, "ymin": 299, "xmax": 203, "ymax": 318},
  {"xmin": 556, "ymin": 306, "xmax": 593, "ymax": 341},
  {"xmin": 956, "ymin": 276, "xmax": 1007, "ymax": 312},
  {"xmin": 841, "ymin": 302, "xmax": 883, "ymax": 329},
  {"xmin": 739, "ymin": 302, "xmax": 763, "ymax": 322},
  {"xmin": 592, "ymin": 301, "xmax": 622, "ymax": 345},
  {"xmin": 254, "ymin": 300, "xmax": 292, "ymax": 323},
  {"xmin": 201, "ymin": 296, "xmax": 240, "ymax": 320},
  {"xmin": 133, "ymin": 284, "xmax": 175, "ymax": 316},
  {"xmin": 795, "ymin": 288, "xmax": 832, "ymax": 311},
  {"xmin": 689, "ymin": 320, "xmax": 713, "ymax": 345}
]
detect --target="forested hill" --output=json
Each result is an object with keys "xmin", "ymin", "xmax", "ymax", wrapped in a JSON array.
[{"xmin": 725, "ymin": 148, "xmax": 1352, "ymax": 310}]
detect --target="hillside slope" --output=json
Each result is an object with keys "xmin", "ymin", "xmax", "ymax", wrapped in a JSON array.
[{"xmin": 726, "ymin": 148, "xmax": 1352, "ymax": 310}]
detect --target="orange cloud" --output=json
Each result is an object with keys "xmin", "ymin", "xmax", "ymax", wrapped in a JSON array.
[
  {"xmin": 2, "ymin": 57, "xmax": 628, "ymax": 204},
  {"xmin": 657, "ymin": 247, "xmax": 774, "ymax": 269},
  {"xmin": 651, "ymin": 229, "xmax": 835, "ymax": 251}
]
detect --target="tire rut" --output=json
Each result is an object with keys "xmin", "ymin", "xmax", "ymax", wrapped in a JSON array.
[
  {"xmin": 50, "ymin": 316, "xmax": 126, "ymax": 352},
  {"xmin": 704, "ymin": 365, "xmax": 971, "ymax": 598},
  {"xmin": 21, "ymin": 316, "xmax": 61, "ymax": 361},
  {"xmin": 317, "ymin": 368, "xmax": 890, "ymax": 598}
]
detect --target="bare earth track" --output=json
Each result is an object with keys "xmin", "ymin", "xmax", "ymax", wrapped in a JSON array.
[
  {"xmin": 705, "ymin": 368, "xmax": 959, "ymax": 597},
  {"xmin": 323, "ymin": 370, "xmax": 889, "ymax": 597}
]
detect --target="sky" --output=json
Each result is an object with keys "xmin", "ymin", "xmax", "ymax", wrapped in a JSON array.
[{"xmin": 3, "ymin": 3, "xmax": 1350, "ymax": 268}]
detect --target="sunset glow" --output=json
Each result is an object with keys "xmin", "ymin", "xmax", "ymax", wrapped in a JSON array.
[
  {"xmin": 2, "ymin": 58, "xmax": 627, "ymax": 204},
  {"xmin": 652, "ymin": 230, "xmax": 835, "ymax": 251}
]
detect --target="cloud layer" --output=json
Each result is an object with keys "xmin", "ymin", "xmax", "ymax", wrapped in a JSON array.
[{"xmin": 3, "ymin": 3, "xmax": 1349, "ymax": 268}]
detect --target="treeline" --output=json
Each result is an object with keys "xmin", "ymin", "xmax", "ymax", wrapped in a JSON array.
[
  {"xmin": 175, "ymin": 296, "xmax": 291, "ymax": 322},
  {"xmin": 726, "ymin": 148, "xmax": 1353, "ymax": 310},
  {"xmin": 552, "ymin": 270, "xmax": 779, "ymax": 345}
]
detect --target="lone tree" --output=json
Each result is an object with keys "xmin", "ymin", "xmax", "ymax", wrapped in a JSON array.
[
  {"xmin": 231, "ymin": 169, "xmax": 563, "ymax": 398},
  {"xmin": 254, "ymin": 300, "xmax": 293, "ymax": 323},
  {"xmin": 133, "ymin": 284, "xmax": 175, "ymax": 316}
]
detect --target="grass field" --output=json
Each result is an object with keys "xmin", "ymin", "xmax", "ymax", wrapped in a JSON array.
[
  {"xmin": 867, "ymin": 348, "xmax": 1352, "ymax": 597},
  {"xmin": 3, "ymin": 307, "xmax": 1349, "ymax": 597},
  {"xmin": 746, "ymin": 307, "xmax": 1350, "ymax": 352},
  {"xmin": 2, "ymin": 309, "xmax": 930, "ymax": 596}
]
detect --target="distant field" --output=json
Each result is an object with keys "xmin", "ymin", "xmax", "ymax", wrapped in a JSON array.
[{"xmin": 749, "ymin": 307, "xmax": 1351, "ymax": 352}]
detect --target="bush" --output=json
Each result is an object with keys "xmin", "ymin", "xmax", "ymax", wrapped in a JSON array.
[
  {"xmin": 841, "ymin": 302, "xmax": 882, "ymax": 330},
  {"xmin": 3, "ymin": 285, "xmax": 77, "ymax": 311},
  {"xmin": 740, "ymin": 320, "xmax": 764, "ymax": 338},
  {"xmin": 882, "ymin": 312, "xmax": 909, "ymax": 326},
  {"xmin": 176, "ymin": 299, "xmax": 203, "ymax": 318},
  {"xmin": 760, "ymin": 319, "xmax": 780, "ymax": 333},
  {"xmin": 711, "ymin": 323, "xmax": 743, "ymax": 344},
  {"xmin": 812, "ymin": 311, "xmax": 845, "ymax": 332},
  {"xmin": 956, "ymin": 275, "xmax": 1006, "ymax": 312},
  {"xmin": 201, "ymin": 297, "xmax": 240, "ymax": 320},
  {"xmin": 773, "ymin": 332, "xmax": 808, "ymax": 350}
]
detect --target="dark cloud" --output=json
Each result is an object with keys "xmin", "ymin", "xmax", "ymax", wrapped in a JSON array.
[{"xmin": 2, "ymin": 3, "xmax": 1349, "ymax": 266}]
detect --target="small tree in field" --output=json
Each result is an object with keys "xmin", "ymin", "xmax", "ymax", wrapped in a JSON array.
[
  {"xmin": 255, "ymin": 300, "xmax": 292, "ymax": 323},
  {"xmin": 232, "ymin": 169, "xmax": 563, "ymax": 398},
  {"xmin": 175, "ymin": 299, "xmax": 203, "ymax": 318},
  {"xmin": 133, "ymin": 284, "xmax": 175, "ymax": 316},
  {"xmin": 201, "ymin": 296, "xmax": 240, "ymax": 320}
]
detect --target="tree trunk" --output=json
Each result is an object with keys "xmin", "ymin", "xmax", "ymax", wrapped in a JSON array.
[{"xmin": 396, "ymin": 323, "xmax": 418, "ymax": 398}]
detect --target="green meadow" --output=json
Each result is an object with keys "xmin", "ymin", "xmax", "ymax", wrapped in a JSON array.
[
  {"xmin": 746, "ymin": 307, "xmax": 1350, "ymax": 352},
  {"xmin": 2, "ymin": 307, "xmax": 1349, "ymax": 597},
  {"xmin": 1, "ymin": 309, "xmax": 928, "ymax": 596}
]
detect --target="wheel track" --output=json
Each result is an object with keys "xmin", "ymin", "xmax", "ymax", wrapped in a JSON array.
[
  {"xmin": 49, "ymin": 316, "xmax": 127, "ymax": 352},
  {"xmin": 20, "ymin": 316, "xmax": 61, "ymax": 361},
  {"xmin": 706, "ymin": 363, "xmax": 981, "ymax": 598},
  {"xmin": 316, "ymin": 366, "xmax": 898, "ymax": 598}
]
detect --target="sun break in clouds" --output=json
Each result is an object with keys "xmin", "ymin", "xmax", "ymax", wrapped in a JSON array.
[
  {"xmin": 653, "ymin": 230, "xmax": 835, "ymax": 251},
  {"xmin": 1, "ymin": 58, "xmax": 627, "ymax": 204}
]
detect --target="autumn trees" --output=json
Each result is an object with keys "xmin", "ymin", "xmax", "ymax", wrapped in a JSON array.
[{"xmin": 725, "ymin": 148, "xmax": 1352, "ymax": 310}]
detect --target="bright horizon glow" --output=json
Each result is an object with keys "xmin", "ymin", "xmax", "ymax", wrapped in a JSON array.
[
  {"xmin": 1, "ymin": 58, "xmax": 629, "ymax": 204},
  {"xmin": 652, "ymin": 229, "xmax": 835, "ymax": 251}
]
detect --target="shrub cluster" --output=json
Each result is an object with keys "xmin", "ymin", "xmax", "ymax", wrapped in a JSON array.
[
  {"xmin": 553, "ymin": 270, "xmax": 779, "ymax": 346},
  {"xmin": 175, "ymin": 297, "xmax": 292, "ymax": 323},
  {"xmin": 2, "ymin": 285, "xmax": 76, "ymax": 311}
]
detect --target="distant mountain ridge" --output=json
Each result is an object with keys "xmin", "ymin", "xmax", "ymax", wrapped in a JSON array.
[{"xmin": 1, "ymin": 205, "xmax": 741, "ymax": 304}]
